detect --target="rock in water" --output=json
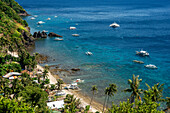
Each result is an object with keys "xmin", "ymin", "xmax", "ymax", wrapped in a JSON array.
[
  {"xmin": 71, "ymin": 68, "xmax": 80, "ymax": 71},
  {"xmin": 33, "ymin": 31, "xmax": 47, "ymax": 38},
  {"xmin": 33, "ymin": 32, "xmax": 38, "ymax": 38},
  {"xmin": 41, "ymin": 31, "xmax": 47, "ymax": 38},
  {"xmin": 48, "ymin": 32, "xmax": 63, "ymax": 37}
]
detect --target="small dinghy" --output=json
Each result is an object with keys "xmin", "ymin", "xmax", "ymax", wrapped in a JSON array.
[
  {"xmin": 85, "ymin": 51, "xmax": 93, "ymax": 55},
  {"xmin": 144, "ymin": 64, "xmax": 157, "ymax": 69},
  {"xmin": 54, "ymin": 38, "xmax": 63, "ymax": 41},
  {"xmin": 72, "ymin": 34, "xmax": 79, "ymax": 37},
  {"xmin": 70, "ymin": 27, "xmax": 76, "ymax": 30},
  {"xmin": 110, "ymin": 22, "xmax": 120, "ymax": 28}
]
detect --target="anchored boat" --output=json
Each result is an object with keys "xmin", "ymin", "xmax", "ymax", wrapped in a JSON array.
[{"xmin": 136, "ymin": 50, "xmax": 149, "ymax": 56}]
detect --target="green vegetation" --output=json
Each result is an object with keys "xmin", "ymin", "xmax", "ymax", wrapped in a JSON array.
[
  {"xmin": 63, "ymin": 94, "xmax": 81, "ymax": 112},
  {"xmin": 124, "ymin": 74, "xmax": 143, "ymax": 103},
  {"xmin": 1, "ymin": 0, "xmax": 27, "ymax": 14},
  {"xmin": 107, "ymin": 99, "xmax": 163, "ymax": 113},
  {"xmin": 0, "ymin": 96, "xmax": 34, "ymax": 113},
  {"xmin": 19, "ymin": 86, "xmax": 49, "ymax": 112},
  {"xmin": 103, "ymin": 83, "xmax": 117, "ymax": 112}
]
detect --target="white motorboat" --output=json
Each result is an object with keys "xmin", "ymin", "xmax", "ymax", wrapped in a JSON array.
[
  {"xmin": 85, "ymin": 51, "xmax": 93, "ymax": 55},
  {"xmin": 70, "ymin": 27, "xmax": 76, "ymax": 30},
  {"xmin": 42, "ymin": 30, "xmax": 48, "ymax": 33},
  {"xmin": 144, "ymin": 64, "xmax": 157, "ymax": 69},
  {"xmin": 31, "ymin": 17, "xmax": 35, "ymax": 20},
  {"xmin": 54, "ymin": 38, "xmax": 63, "ymax": 41},
  {"xmin": 47, "ymin": 18, "xmax": 51, "ymax": 20},
  {"xmin": 136, "ymin": 50, "xmax": 149, "ymax": 56},
  {"xmin": 37, "ymin": 21, "xmax": 45, "ymax": 25},
  {"xmin": 110, "ymin": 22, "xmax": 120, "ymax": 28},
  {"xmin": 54, "ymin": 16, "xmax": 58, "ymax": 18},
  {"xmin": 72, "ymin": 34, "xmax": 79, "ymax": 37},
  {"xmin": 34, "ymin": 15, "xmax": 38, "ymax": 17}
]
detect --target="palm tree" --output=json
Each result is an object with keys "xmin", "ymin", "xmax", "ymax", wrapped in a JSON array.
[
  {"xmin": 103, "ymin": 87, "xmax": 109, "ymax": 113},
  {"xmin": 124, "ymin": 74, "xmax": 143, "ymax": 103},
  {"xmin": 56, "ymin": 79, "xmax": 64, "ymax": 91},
  {"xmin": 64, "ymin": 94, "xmax": 81, "ymax": 112},
  {"xmin": 145, "ymin": 83, "xmax": 164, "ymax": 102},
  {"xmin": 106, "ymin": 83, "xmax": 117, "ymax": 108},
  {"xmin": 42, "ymin": 65, "xmax": 49, "ymax": 81},
  {"xmin": 90, "ymin": 85, "xmax": 98, "ymax": 106}
]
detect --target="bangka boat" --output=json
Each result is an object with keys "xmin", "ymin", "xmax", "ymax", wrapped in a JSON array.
[
  {"xmin": 73, "ymin": 79, "xmax": 84, "ymax": 83},
  {"xmin": 70, "ymin": 27, "xmax": 76, "ymax": 30},
  {"xmin": 65, "ymin": 83, "xmax": 79, "ymax": 90},
  {"xmin": 110, "ymin": 22, "xmax": 120, "ymax": 28},
  {"xmin": 85, "ymin": 51, "xmax": 93, "ymax": 55},
  {"xmin": 72, "ymin": 34, "xmax": 79, "ymax": 37},
  {"xmin": 133, "ymin": 60, "xmax": 144, "ymax": 64},
  {"xmin": 144, "ymin": 64, "xmax": 157, "ymax": 69},
  {"xmin": 37, "ymin": 21, "xmax": 45, "ymax": 25},
  {"xmin": 31, "ymin": 17, "xmax": 35, "ymax": 20},
  {"xmin": 136, "ymin": 50, "xmax": 149, "ymax": 56},
  {"xmin": 54, "ymin": 38, "xmax": 63, "ymax": 41}
]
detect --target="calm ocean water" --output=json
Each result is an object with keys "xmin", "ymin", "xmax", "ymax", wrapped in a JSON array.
[{"xmin": 16, "ymin": 0, "xmax": 170, "ymax": 106}]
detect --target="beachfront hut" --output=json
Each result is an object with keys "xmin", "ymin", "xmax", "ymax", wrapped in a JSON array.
[
  {"xmin": 47, "ymin": 100, "xmax": 64, "ymax": 109},
  {"xmin": 3, "ymin": 72, "xmax": 21, "ymax": 79}
]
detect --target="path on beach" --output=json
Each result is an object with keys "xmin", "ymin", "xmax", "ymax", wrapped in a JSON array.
[{"xmin": 37, "ymin": 65, "xmax": 57, "ymax": 84}]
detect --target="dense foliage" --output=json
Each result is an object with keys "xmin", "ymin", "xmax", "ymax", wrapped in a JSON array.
[
  {"xmin": 0, "ymin": 96, "xmax": 34, "ymax": 113},
  {"xmin": 1, "ymin": 0, "xmax": 26, "ymax": 14}
]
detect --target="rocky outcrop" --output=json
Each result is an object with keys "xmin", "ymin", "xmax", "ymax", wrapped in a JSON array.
[
  {"xmin": 48, "ymin": 32, "xmax": 63, "ymax": 37},
  {"xmin": 41, "ymin": 31, "xmax": 47, "ymax": 38},
  {"xmin": 18, "ymin": 11, "xmax": 30, "ymax": 16},
  {"xmin": 71, "ymin": 68, "xmax": 80, "ymax": 71},
  {"xmin": 22, "ymin": 31, "xmax": 35, "ymax": 46},
  {"xmin": 33, "ymin": 31, "xmax": 47, "ymax": 38}
]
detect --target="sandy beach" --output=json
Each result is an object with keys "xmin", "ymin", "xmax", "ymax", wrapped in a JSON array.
[{"xmin": 36, "ymin": 64, "xmax": 103, "ymax": 112}]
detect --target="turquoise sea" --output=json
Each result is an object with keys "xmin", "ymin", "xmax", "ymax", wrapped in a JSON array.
[{"xmin": 16, "ymin": 0, "xmax": 170, "ymax": 107}]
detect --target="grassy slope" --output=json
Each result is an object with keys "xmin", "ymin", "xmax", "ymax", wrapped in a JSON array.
[{"xmin": 0, "ymin": 0, "xmax": 33, "ymax": 51}]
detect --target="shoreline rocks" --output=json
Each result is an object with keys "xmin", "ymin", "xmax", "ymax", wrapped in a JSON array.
[
  {"xmin": 33, "ymin": 31, "xmax": 47, "ymax": 38},
  {"xmin": 48, "ymin": 32, "xmax": 63, "ymax": 37},
  {"xmin": 18, "ymin": 11, "xmax": 30, "ymax": 16},
  {"xmin": 71, "ymin": 68, "xmax": 80, "ymax": 71},
  {"xmin": 22, "ymin": 31, "xmax": 35, "ymax": 46}
]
